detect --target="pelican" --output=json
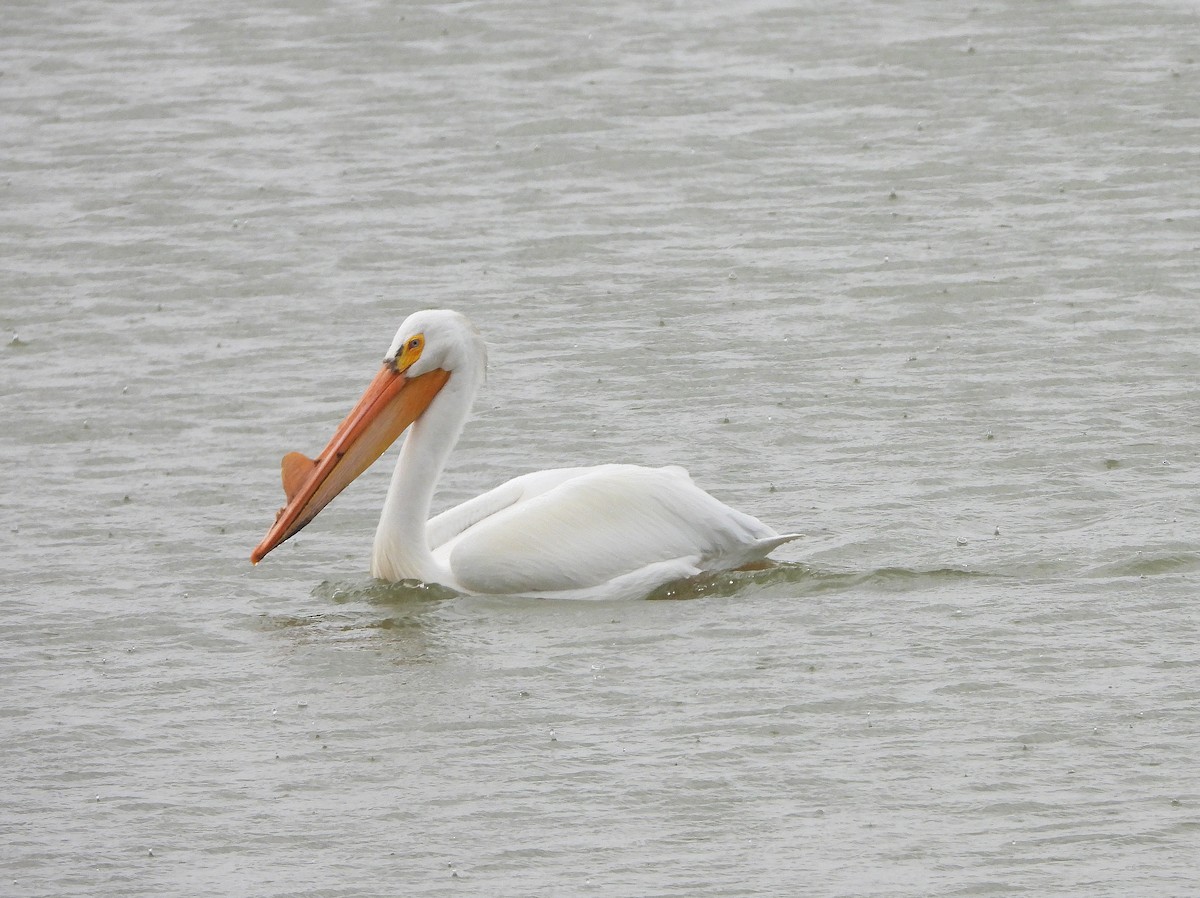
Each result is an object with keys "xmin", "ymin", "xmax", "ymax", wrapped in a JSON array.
[{"xmin": 251, "ymin": 310, "xmax": 799, "ymax": 600}]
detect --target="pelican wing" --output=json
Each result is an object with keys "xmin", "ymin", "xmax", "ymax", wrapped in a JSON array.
[
  {"xmin": 425, "ymin": 467, "xmax": 594, "ymax": 551},
  {"xmin": 436, "ymin": 464, "xmax": 794, "ymax": 596}
]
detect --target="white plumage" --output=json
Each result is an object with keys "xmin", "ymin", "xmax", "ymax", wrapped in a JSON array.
[{"xmin": 253, "ymin": 310, "xmax": 798, "ymax": 600}]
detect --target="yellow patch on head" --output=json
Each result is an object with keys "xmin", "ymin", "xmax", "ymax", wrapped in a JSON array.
[{"xmin": 395, "ymin": 333, "xmax": 424, "ymax": 371}]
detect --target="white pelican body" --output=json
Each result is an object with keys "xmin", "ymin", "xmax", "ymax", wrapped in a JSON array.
[{"xmin": 252, "ymin": 310, "xmax": 798, "ymax": 600}]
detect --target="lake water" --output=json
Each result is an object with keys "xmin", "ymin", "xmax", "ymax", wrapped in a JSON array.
[{"xmin": 2, "ymin": 1, "xmax": 1198, "ymax": 895}]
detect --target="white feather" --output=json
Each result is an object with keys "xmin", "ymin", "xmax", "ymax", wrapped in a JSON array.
[{"xmin": 368, "ymin": 310, "xmax": 799, "ymax": 598}]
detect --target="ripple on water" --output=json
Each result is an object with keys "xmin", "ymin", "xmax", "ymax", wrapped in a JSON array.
[
  {"xmin": 256, "ymin": 579, "xmax": 461, "ymax": 655},
  {"xmin": 312, "ymin": 577, "xmax": 463, "ymax": 606},
  {"xmin": 284, "ymin": 563, "xmax": 997, "ymax": 605}
]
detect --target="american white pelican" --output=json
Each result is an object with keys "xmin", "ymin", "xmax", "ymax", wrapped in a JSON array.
[{"xmin": 251, "ymin": 310, "xmax": 799, "ymax": 600}]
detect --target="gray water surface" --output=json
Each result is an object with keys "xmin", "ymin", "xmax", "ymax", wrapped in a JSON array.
[{"xmin": 3, "ymin": 1, "xmax": 1198, "ymax": 896}]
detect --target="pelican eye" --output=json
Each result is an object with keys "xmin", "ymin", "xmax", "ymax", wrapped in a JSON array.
[{"xmin": 395, "ymin": 333, "xmax": 425, "ymax": 371}]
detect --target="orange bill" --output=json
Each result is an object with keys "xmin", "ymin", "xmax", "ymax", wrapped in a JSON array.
[{"xmin": 250, "ymin": 365, "xmax": 451, "ymax": 564}]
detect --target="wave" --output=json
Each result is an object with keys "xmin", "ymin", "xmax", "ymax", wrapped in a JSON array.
[
  {"xmin": 1081, "ymin": 550, "xmax": 1200, "ymax": 579},
  {"xmin": 645, "ymin": 562, "xmax": 992, "ymax": 600}
]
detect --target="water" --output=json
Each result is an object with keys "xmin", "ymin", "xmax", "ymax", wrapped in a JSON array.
[{"xmin": 2, "ymin": 1, "xmax": 1198, "ymax": 895}]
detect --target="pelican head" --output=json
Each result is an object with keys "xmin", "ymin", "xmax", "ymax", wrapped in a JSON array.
[
  {"xmin": 384, "ymin": 309, "xmax": 486, "ymax": 380},
  {"xmin": 250, "ymin": 309, "xmax": 485, "ymax": 565}
]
